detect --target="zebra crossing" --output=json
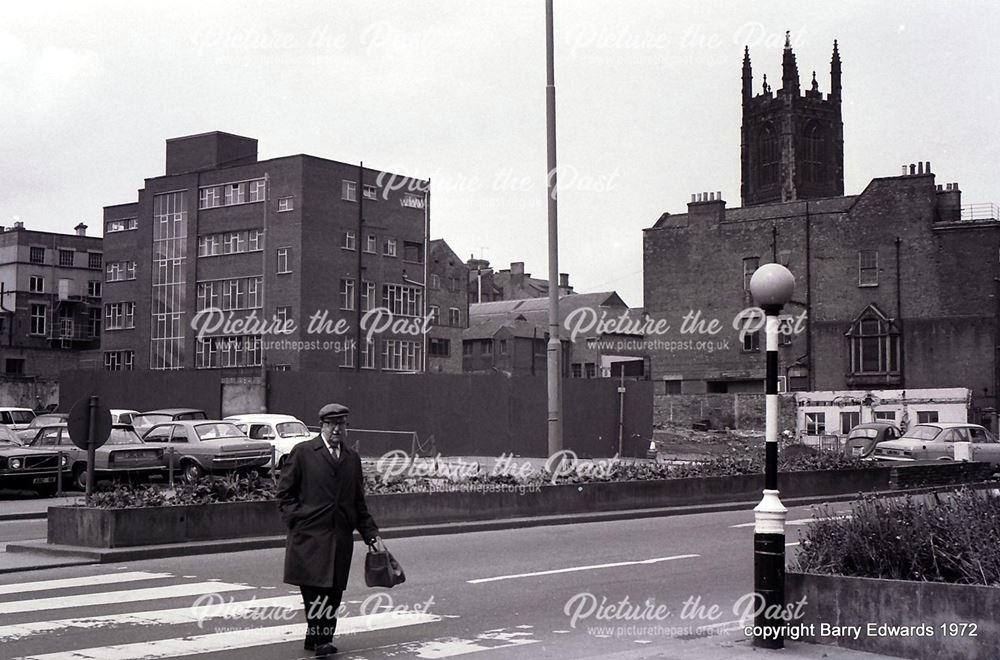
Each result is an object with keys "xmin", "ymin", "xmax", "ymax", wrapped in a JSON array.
[{"xmin": 1, "ymin": 568, "xmax": 539, "ymax": 659}]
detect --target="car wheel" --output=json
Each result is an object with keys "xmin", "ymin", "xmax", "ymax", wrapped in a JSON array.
[
  {"xmin": 72, "ymin": 464, "xmax": 88, "ymax": 491},
  {"xmin": 182, "ymin": 461, "xmax": 204, "ymax": 484}
]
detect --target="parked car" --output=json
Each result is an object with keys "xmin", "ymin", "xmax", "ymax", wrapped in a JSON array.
[
  {"xmin": 0, "ymin": 407, "xmax": 37, "ymax": 431},
  {"xmin": 26, "ymin": 424, "xmax": 166, "ymax": 490},
  {"xmin": 140, "ymin": 420, "xmax": 272, "ymax": 483},
  {"xmin": 872, "ymin": 423, "xmax": 1000, "ymax": 464},
  {"xmin": 0, "ymin": 424, "xmax": 69, "ymax": 495},
  {"xmin": 844, "ymin": 422, "xmax": 901, "ymax": 458},
  {"xmin": 223, "ymin": 414, "xmax": 314, "ymax": 469},
  {"xmin": 15, "ymin": 413, "xmax": 70, "ymax": 443},
  {"xmin": 131, "ymin": 408, "xmax": 209, "ymax": 437},
  {"xmin": 111, "ymin": 409, "xmax": 141, "ymax": 425}
]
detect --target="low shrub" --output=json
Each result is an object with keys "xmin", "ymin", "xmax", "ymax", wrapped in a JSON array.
[
  {"xmin": 89, "ymin": 474, "xmax": 276, "ymax": 509},
  {"xmin": 793, "ymin": 488, "xmax": 1000, "ymax": 586}
]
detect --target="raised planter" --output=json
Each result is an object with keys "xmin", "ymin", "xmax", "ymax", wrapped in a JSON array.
[
  {"xmin": 46, "ymin": 462, "xmax": 993, "ymax": 549},
  {"xmin": 787, "ymin": 571, "xmax": 1000, "ymax": 660}
]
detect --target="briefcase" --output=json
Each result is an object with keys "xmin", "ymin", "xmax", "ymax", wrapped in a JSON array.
[{"xmin": 364, "ymin": 540, "xmax": 406, "ymax": 588}]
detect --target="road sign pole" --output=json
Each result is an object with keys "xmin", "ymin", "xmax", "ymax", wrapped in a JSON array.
[{"xmin": 86, "ymin": 396, "xmax": 98, "ymax": 506}]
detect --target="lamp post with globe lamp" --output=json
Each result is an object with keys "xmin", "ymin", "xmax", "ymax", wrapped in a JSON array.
[{"xmin": 748, "ymin": 263, "xmax": 795, "ymax": 649}]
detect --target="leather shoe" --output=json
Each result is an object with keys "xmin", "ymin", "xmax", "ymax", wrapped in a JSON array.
[{"xmin": 314, "ymin": 642, "xmax": 338, "ymax": 655}]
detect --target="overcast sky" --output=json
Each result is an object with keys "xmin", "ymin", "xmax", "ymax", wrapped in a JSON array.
[{"xmin": 3, "ymin": 1, "xmax": 998, "ymax": 307}]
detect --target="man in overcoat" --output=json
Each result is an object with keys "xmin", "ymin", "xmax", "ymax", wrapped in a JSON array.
[{"xmin": 278, "ymin": 403, "xmax": 380, "ymax": 655}]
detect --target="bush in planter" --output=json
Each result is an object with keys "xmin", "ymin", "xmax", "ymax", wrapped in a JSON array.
[
  {"xmin": 793, "ymin": 488, "xmax": 1000, "ymax": 586},
  {"xmin": 88, "ymin": 474, "xmax": 277, "ymax": 509}
]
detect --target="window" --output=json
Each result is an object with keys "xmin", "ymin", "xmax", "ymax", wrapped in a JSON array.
[
  {"xmin": 198, "ymin": 234, "xmax": 221, "ymax": 257},
  {"xmin": 248, "ymin": 229, "xmax": 263, "ymax": 251},
  {"xmin": 802, "ymin": 121, "xmax": 827, "ymax": 184},
  {"xmin": 805, "ymin": 412, "xmax": 825, "ymax": 435},
  {"xmin": 275, "ymin": 306, "xmax": 291, "ymax": 324},
  {"xmin": 342, "ymin": 180, "xmax": 357, "ymax": 202},
  {"xmin": 859, "ymin": 251, "xmax": 878, "ymax": 287},
  {"xmin": 499, "ymin": 339, "xmax": 508, "ymax": 355},
  {"xmin": 429, "ymin": 338, "xmax": 450, "ymax": 357},
  {"xmin": 106, "ymin": 261, "xmax": 137, "ymax": 282},
  {"xmin": 430, "ymin": 274, "xmax": 441, "ymax": 290},
  {"xmin": 383, "ymin": 238, "xmax": 397, "ymax": 257},
  {"xmin": 106, "ymin": 218, "xmax": 137, "ymax": 233},
  {"xmin": 104, "ymin": 350, "xmax": 135, "ymax": 371},
  {"xmin": 363, "ymin": 184, "xmax": 378, "ymax": 200},
  {"xmin": 59, "ymin": 250, "xmax": 74, "ymax": 267},
  {"xmin": 401, "ymin": 193, "xmax": 425, "ymax": 209},
  {"xmin": 248, "ymin": 179, "xmax": 266, "ymax": 202},
  {"xmin": 743, "ymin": 257, "xmax": 759, "ymax": 291},
  {"xmin": 277, "ymin": 248, "xmax": 291, "ymax": 274},
  {"xmin": 29, "ymin": 276, "xmax": 44, "ymax": 293},
  {"xmin": 778, "ymin": 316, "xmax": 793, "ymax": 345},
  {"xmin": 584, "ymin": 363, "xmax": 596, "ymax": 378},
  {"xmin": 481, "ymin": 339, "xmax": 493, "ymax": 355},
  {"xmin": 195, "ymin": 335, "xmax": 262, "ymax": 369},
  {"xmin": 150, "ymin": 190, "xmax": 187, "ymax": 370},
  {"xmin": 449, "ymin": 307, "xmax": 461, "ymax": 326},
  {"xmin": 342, "ymin": 231, "xmax": 356, "ymax": 250},
  {"xmin": 917, "ymin": 411, "xmax": 939, "ymax": 424},
  {"xmin": 847, "ymin": 308, "xmax": 899, "ymax": 375},
  {"xmin": 199, "ymin": 186, "xmax": 222, "ymax": 209},
  {"xmin": 340, "ymin": 278, "xmax": 355, "ymax": 310},
  {"xmin": 88, "ymin": 253, "xmax": 102, "ymax": 269},
  {"xmin": 741, "ymin": 330, "xmax": 760, "ymax": 352},
  {"xmin": 340, "ymin": 339, "xmax": 355, "ymax": 368},
  {"xmin": 382, "ymin": 339, "xmax": 421, "ymax": 371},
  {"xmin": 224, "ymin": 232, "xmax": 246, "ymax": 255},
  {"xmin": 278, "ymin": 196, "xmax": 293, "ymax": 212},
  {"xmin": 360, "ymin": 281, "xmax": 375, "ymax": 312},
  {"xmin": 383, "ymin": 283, "xmax": 422, "ymax": 317},
  {"xmin": 361, "ymin": 337, "xmax": 376, "ymax": 369},
  {"xmin": 88, "ymin": 308, "xmax": 101, "ymax": 337},
  {"xmin": 87, "ymin": 280, "xmax": 101, "ymax": 297},
  {"xmin": 403, "ymin": 241, "xmax": 424, "ymax": 263},
  {"xmin": 429, "ymin": 305, "xmax": 440, "ymax": 325},
  {"xmin": 364, "ymin": 234, "xmax": 376, "ymax": 254},
  {"xmin": 4, "ymin": 358, "xmax": 25, "ymax": 376},
  {"xmin": 225, "ymin": 182, "xmax": 247, "ymax": 206},
  {"xmin": 463, "ymin": 341, "xmax": 473, "ymax": 356},
  {"xmin": 840, "ymin": 411, "xmax": 861, "ymax": 435},
  {"xmin": 572, "ymin": 363, "xmax": 582, "ymax": 378},
  {"xmin": 757, "ymin": 124, "xmax": 779, "ymax": 187},
  {"xmin": 30, "ymin": 304, "xmax": 46, "ymax": 335},
  {"xmin": 29, "ymin": 247, "xmax": 44, "ymax": 264},
  {"xmin": 874, "ymin": 411, "xmax": 896, "ymax": 423},
  {"xmin": 105, "ymin": 302, "xmax": 136, "ymax": 330}
]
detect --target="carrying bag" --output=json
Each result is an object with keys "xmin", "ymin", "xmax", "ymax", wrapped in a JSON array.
[{"xmin": 364, "ymin": 539, "xmax": 406, "ymax": 588}]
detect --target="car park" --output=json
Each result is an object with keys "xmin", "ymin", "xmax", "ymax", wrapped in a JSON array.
[
  {"xmin": 140, "ymin": 420, "xmax": 272, "ymax": 483},
  {"xmin": 223, "ymin": 414, "xmax": 314, "ymax": 469},
  {"xmin": 844, "ymin": 422, "xmax": 901, "ymax": 458},
  {"xmin": 0, "ymin": 407, "xmax": 37, "ymax": 431},
  {"xmin": 26, "ymin": 424, "xmax": 166, "ymax": 490},
  {"xmin": 0, "ymin": 424, "xmax": 69, "ymax": 495},
  {"xmin": 872, "ymin": 423, "xmax": 1000, "ymax": 464},
  {"xmin": 131, "ymin": 408, "xmax": 209, "ymax": 437}
]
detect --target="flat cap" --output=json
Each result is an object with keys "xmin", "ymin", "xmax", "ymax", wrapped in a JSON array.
[{"xmin": 318, "ymin": 403, "xmax": 350, "ymax": 421}]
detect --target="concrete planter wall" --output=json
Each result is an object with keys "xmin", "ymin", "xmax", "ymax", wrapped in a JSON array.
[{"xmin": 787, "ymin": 571, "xmax": 1000, "ymax": 660}]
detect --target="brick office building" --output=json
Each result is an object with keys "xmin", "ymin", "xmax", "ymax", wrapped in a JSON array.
[
  {"xmin": 643, "ymin": 39, "xmax": 1000, "ymax": 422},
  {"xmin": 102, "ymin": 131, "xmax": 431, "ymax": 373},
  {"xmin": 427, "ymin": 239, "xmax": 469, "ymax": 373},
  {"xmin": 0, "ymin": 222, "xmax": 103, "ymax": 380}
]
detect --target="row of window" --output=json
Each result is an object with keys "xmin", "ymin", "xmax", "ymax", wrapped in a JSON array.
[
  {"xmin": 107, "ymin": 260, "xmax": 137, "ymax": 282},
  {"xmin": 199, "ymin": 179, "xmax": 267, "ymax": 209},
  {"xmin": 104, "ymin": 350, "xmax": 135, "ymax": 371},
  {"xmin": 463, "ymin": 338, "xmax": 510, "ymax": 356},
  {"xmin": 339, "ymin": 337, "xmax": 423, "ymax": 371},
  {"xmin": 429, "ymin": 274, "xmax": 463, "ymax": 292},
  {"xmin": 195, "ymin": 335, "xmax": 263, "ymax": 369},
  {"xmin": 198, "ymin": 229, "xmax": 264, "ymax": 257},
  {"xmin": 338, "ymin": 281, "xmax": 424, "ymax": 316},
  {"xmin": 105, "ymin": 302, "xmax": 136, "ymax": 330},
  {"xmin": 571, "ymin": 363, "xmax": 598, "ymax": 378},
  {"xmin": 26, "ymin": 276, "xmax": 102, "ymax": 297},
  {"xmin": 741, "ymin": 251, "xmax": 881, "ymax": 290},
  {"xmin": 106, "ymin": 218, "xmax": 137, "ymax": 233},
  {"xmin": 804, "ymin": 410, "xmax": 939, "ymax": 436},
  {"xmin": 341, "ymin": 180, "xmax": 423, "ymax": 208},
  {"xmin": 196, "ymin": 277, "xmax": 263, "ymax": 312},
  {"xmin": 28, "ymin": 247, "xmax": 102, "ymax": 269},
  {"xmin": 24, "ymin": 304, "xmax": 102, "ymax": 338},
  {"xmin": 429, "ymin": 305, "xmax": 462, "ymax": 327},
  {"xmin": 340, "ymin": 231, "xmax": 424, "ymax": 262}
]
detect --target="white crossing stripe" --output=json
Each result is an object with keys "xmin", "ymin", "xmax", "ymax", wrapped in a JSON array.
[
  {"xmin": 0, "ymin": 582, "xmax": 254, "ymax": 615},
  {"xmin": 17, "ymin": 611, "xmax": 440, "ymax": 660},
  {"xmin": 467, "ymin": 554, "xmax": 699, "ymax": 584},
  {"xmin": 0, "ymin": 595, "xmax": 302, "ymax": 642},
  {"xmin": 0, "ymin": 571, "xmax": 172, "ymax": 596},
  {"xmin": 386, "ymin": 629, "xmax": 538, "ymax": 658}
]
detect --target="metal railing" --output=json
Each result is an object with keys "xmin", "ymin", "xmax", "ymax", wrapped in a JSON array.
[{"xmin": 960, "ymin": 203, "xmax": 999, "ymax": 222}]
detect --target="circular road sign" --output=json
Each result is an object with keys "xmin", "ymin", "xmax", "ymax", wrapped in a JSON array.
[{"xmin": 68, "ymin": 397, "xmax": 113, "ymax": 451}]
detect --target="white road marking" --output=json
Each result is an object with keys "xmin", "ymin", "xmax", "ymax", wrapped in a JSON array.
[
  {"xmin": 467, "ymin": 554, "xmax": 699, "ymax": 584},
  {"xmin": 0, "ymin": 571, "xmax": 172, "ymax": 596},
  {"xmin": 786, "ymin": 542, "xmax": 800, "ymax": 547},
  {"xmin": 729, "ymin": 515, "xmax": 851, "ymax": 528},
  {"xmin": 0, "ymin": 595, "xmax": 302, "ymax": 642},
  {"xmin": 408, "ymin": 630, "xmax": 538, "ymax": 658},
  {"xmin": 18, "ymin": 611, "xmax": 439, "ymax": 660},
  {"xmin": 0, "ymin": 582, "xmax": 253, "ymax": 615}
]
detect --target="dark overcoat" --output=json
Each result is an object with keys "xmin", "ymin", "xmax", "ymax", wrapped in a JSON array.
[{"xmin": 277, "ymin": 436, "xmax": 379, "ymax": 589}]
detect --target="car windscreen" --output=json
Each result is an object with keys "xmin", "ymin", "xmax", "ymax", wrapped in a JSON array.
[
  {"xmin": 194, "ymin": 423, "xmax": 246, "ymax": 441},
  {"xmin": 9, "ymin": 411, "xmax": 35, "ymax": 424},
  {"xmin": 105, "ymin": 428, "xmax": 144, "ymax": 445},
  {"xmin": 133, "ymin": 415, "xmax": 170, "ymax": 428},
  {"xmin": 900, "ymin": 425, "xmax": 943, "ymax": 441},
  {"xmin": 277, "ymin": 422, "xmax": 310, "ymax": 438},
  {"xmin": 29, "ymin": 415, "xmax": 64, "ymax": 427},
  {"xmin": 848, "ymin": 429, "xmax": 878, "ymax": 440}
]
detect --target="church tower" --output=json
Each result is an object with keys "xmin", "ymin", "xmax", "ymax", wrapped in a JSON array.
[{"xmin": 741, "ymin": 34, "xmax": 844, "ymax": 206}]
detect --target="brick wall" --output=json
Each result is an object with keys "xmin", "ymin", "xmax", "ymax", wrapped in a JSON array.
[{"xmin": 653, "ymin": 393, "xmax": 797, "ymax": 431}]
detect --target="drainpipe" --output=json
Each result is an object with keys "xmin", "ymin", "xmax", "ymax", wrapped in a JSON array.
[
  {"xmin": 805, "ymin": 202, "xmax": 813, "ymax": 390},
  {"xmin": 895, "ymin": 236, "xmax": 904, "ymax": 388},
  {"xmin": 356, "ymin": 162, "xmax": 364, "ymax": 372}
]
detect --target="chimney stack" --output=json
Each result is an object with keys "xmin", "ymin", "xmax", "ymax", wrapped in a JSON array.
[
  {"xmin": 74, "ymin": 223, "xmax": 87, "ymax": 237},
  {"xmin": 935, "ymin": 181, "xmax": 961, "ymax": 223}
]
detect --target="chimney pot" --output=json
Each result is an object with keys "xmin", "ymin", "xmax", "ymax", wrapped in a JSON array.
[
  {"xmin": 917, "ymin": 162, "xmax": 924, "ymax": 175},
  {"xmin": 559, "ymin": 273, "xmax": 569, "ymax": 288},
  {"xmin": 926, "ymin": 161, "xmax": 931, "ymax": 173},
  {"xmin": 936, "ymin": 184, "xmax": 943, "ymax": 192},
  {"xmin": 74, "ymin": 222, "xmax": 87, "ymax": 237},
  {"xmin": 690, "ymin": 194, "xmax": 696, "ymax": 203},
  {"xmin": 902, "ymin": 165, "xmax": 908, "ymax": 175},
  {"xmin": 716, "ymin": 191, "xmax": 722, "ymax": 200},
  {"xmin": 909, "ymin": 164, "xmax": 916, "ymax": 175}
]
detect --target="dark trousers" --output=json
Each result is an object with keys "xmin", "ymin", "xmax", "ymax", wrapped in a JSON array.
[{"xmin": 301, "ymin": 585, "xmax": 345, "ymax": 643}]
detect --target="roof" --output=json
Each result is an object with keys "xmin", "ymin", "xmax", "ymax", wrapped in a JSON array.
[
  {"xmin": 463, "ymin": 317, "xmax": 548, "ymax": 340},
  {"xmin": 648, "ymin": 195, "xmax": 859, "ymax": 230},
  {"xmin": 470, "ymin": 291, "xmax": 629, "ymax": 323}
]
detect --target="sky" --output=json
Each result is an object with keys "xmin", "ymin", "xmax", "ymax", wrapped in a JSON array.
[{"xmin": 2, "ymin": 1, "xmax": 998, "ymax": 308}]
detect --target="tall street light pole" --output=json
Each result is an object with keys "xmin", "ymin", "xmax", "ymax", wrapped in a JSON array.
[
  {"xmin": 545, "ymin": 0, "xmax": 563, "ymax": 455},
  {"xmin": 748, "ymin": 263, "xmax": 795, "ymax": 650}
]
